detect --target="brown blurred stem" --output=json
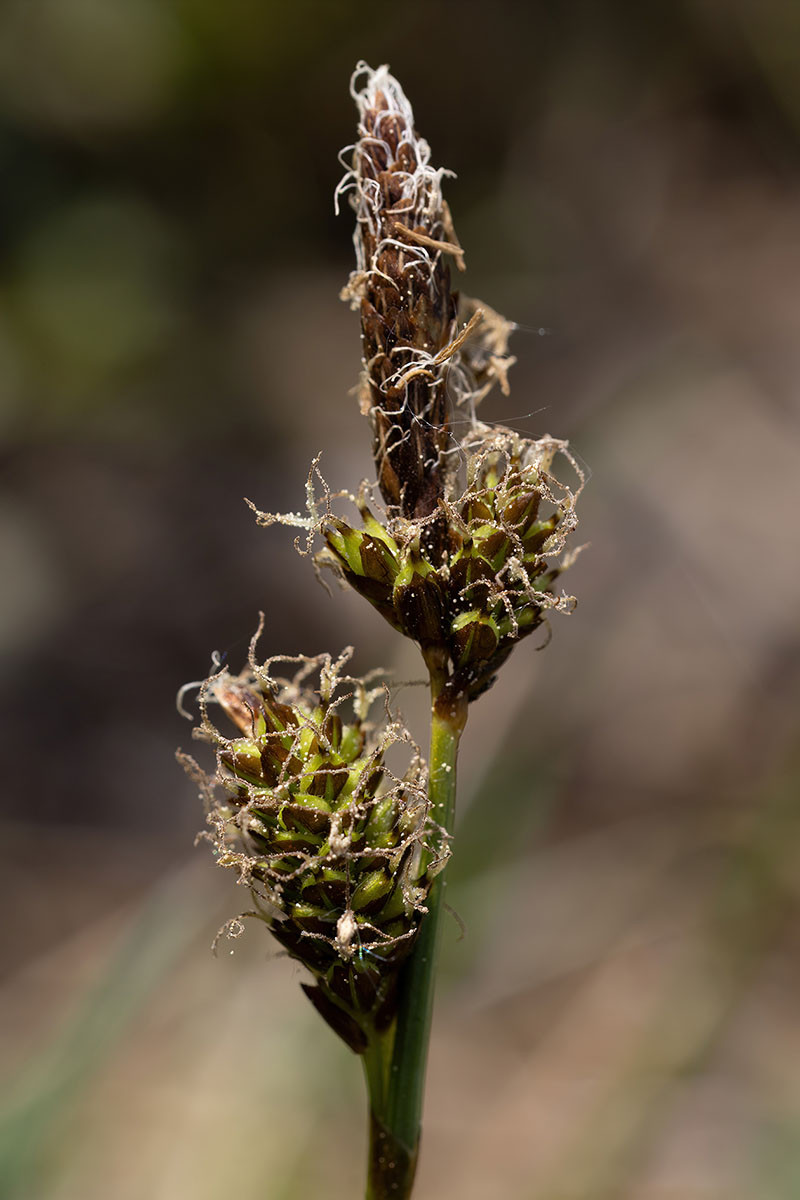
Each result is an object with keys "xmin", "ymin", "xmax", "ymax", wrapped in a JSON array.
[{"xmin": 363, "ymin": 662, "xmax": 467, "ymax": 1199}]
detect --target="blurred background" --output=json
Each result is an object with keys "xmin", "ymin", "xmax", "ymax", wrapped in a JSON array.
[{"xmin": 2, "ymin": 1, "xmax": 800, "ymax": 1196}]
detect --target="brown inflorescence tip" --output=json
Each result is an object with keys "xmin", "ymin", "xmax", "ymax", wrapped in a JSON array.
[{"xmin": 338, "ymin": 63, "xmax": 462, "ymax": 523}]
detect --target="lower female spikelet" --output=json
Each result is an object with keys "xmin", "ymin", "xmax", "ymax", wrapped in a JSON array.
[{"xmin": 180, "ymin": 638, "xmax": 445, "ymax": 1054}]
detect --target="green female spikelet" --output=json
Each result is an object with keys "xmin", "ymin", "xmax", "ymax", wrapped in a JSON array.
[
  {"xmin": 180, "ymin": 632, "xmax": 445, "ymax": 1054},
  {"xmin": 322, "ymin": 424, "xmax": 582, "ymax": 700}
]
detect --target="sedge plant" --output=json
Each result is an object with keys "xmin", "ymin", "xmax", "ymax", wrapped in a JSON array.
[{"xmin": 179, "ymin": 62, "xmax": 583, "ymax": 1200}]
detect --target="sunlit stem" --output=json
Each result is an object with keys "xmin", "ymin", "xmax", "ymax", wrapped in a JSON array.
[{"xmin": 364, "ymin": 654, "xmax": 467, "ymax": 1199}]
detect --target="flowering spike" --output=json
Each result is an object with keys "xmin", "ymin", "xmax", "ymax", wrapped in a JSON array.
[
  {"xmin": 319, "ymin": 425, "xmax": 583, "ymax": 699},
  {"xmin": 181, "ymin": 649, "xmax": 446, "ymax": 1053},
  {"xmin": 340, "ymin": 63, "xmax": 462, "ymax": 519},
  {"xmin": 324, "ymin": 63, "xmax": 580, "ymax": 704}
]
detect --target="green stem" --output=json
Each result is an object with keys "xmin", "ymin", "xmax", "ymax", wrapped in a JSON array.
[{"xmin": 363, "ymin": 668, "xmax": 467, "ymax": 1199}]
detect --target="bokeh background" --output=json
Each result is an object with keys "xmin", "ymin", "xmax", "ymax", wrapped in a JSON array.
[{"xmin": 2, "ymin": 2, "xmax": 800, "ymax": 1197}]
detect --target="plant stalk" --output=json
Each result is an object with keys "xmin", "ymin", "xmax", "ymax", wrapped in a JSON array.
[{"xmin": 364, "ymin": 666, "xmax": 467, "ymax": 1199}]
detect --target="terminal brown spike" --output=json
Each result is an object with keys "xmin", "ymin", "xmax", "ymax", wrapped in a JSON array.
[{"xmin": 342, "ymin": 64, "xmax": 462, "ymax": 521}]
